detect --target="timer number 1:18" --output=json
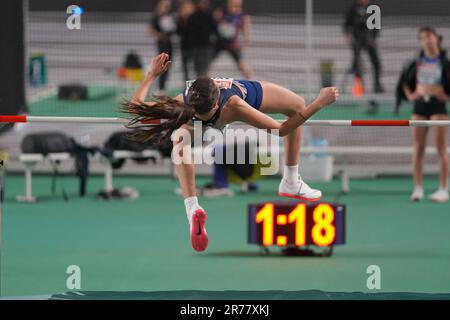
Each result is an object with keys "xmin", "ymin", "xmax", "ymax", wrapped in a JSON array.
[{"xmin": 255, "ymin": 203, "xmax": 336, "ymax": 246}]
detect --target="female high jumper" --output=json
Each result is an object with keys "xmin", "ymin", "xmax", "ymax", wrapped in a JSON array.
[{"xmin": 124, "ymin": 53, "xmax": 339, "ymax": 252}]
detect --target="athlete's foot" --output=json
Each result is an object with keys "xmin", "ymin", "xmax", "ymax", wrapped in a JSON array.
[
  {"xmin": 429, "ymin": 188, "xmax": 449, "ymax": 203},
  {"xmin": 279, "ymin": 177, "xmax": 322, "ymax": 202},
  {"xmin": 410, "ymin": 186, "xmax": 424, "ymax": 202},
  {"xmin": 190, "ymin": 209, "xmax": 209, "ymax": 252}
]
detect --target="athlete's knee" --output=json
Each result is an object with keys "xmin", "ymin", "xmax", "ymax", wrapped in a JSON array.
[
  {"xmin": 287, "ymin": 96, "xmax": 306, "ymax": 116},
  {"xmin": 414, "ymin": 147, "xmax": 426, "ymax": 160},
  {"xmin": 414, "ymin": 139, "xmax": 426, "ymax": 153}
]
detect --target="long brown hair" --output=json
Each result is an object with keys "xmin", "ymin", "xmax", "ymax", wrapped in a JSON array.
[{"xmin": 122, "ymin": 76, "xmax": 219, "ymax": 144}]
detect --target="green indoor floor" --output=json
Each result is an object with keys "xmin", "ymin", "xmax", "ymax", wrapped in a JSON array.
[
  {"xmin": 4, "ymin": 86, "xmax": 443, "ymax": 298},
  {"xmin": 1, "ymin": 174, "xmax": 450, "ymax": 298}
]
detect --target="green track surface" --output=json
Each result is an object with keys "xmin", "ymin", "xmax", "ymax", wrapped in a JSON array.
[
  {"xmin": 1, "ymin": 174, "xmax": 450, "ymax": 298},
  {"xmin": 29, "ymin": 86, "xmax": 121, "ymax": 118},
  {"xmin": 29, "ymin": 86, "xmax": 181, "ymax": 118}
]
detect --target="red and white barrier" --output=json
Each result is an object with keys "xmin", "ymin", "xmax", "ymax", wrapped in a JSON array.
[{"xmin": 1, "ymin": 115, "xmax": 450, "ymax": 127}]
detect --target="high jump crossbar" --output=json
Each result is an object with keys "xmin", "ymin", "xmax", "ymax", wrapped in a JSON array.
[{"xmin": 1, "ymin": 116, "xmax": 450, "ymax": 127}]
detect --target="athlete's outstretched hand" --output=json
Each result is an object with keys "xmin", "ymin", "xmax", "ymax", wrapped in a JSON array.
[
  {"xmin": 148, "ymin": 53, "xmax": 171, "ymax": 78},
  {"xmin": 316, "ymin": 87, "xmax": 339, "ymax": 107}
]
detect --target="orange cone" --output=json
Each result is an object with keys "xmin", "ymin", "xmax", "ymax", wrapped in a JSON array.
[{"xmin": 352, "ymin": 76, "xmax": 365, "ymax": 97}]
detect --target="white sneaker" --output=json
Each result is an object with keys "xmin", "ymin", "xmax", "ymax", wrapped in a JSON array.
[
  {"xmin": 279, "ymin": 177, "xmax": 322, "ymax": 202},
  {"xmin": 429, "ymin": 188, "xmax": 449, "ymax": 203},
  {"xmin": 410, "ymin": 186, "xmax": 424, "ymax": 202}
]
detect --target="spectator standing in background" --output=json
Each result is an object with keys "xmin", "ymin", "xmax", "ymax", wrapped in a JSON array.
[
  {"xmin": 344, "ymin": 0, "xmax": 384, "ymax": 93},
  {"xmin": 177, "ymin": 0, "xmax": 195, "ymax": 82},
  {"xmin": 186, "ymin": 0, "xmax": 218, "ymax": 77},
  {"xmin": 150, "ymin": 0, "xmax": 176, "ymax": 94},
  {"xmin": 212, "ymin": 0, "xmax": 253, "ymax": 79},
  {"xmin": 397, "ymin": 27, "xmax": 450, "ymax": 203}
]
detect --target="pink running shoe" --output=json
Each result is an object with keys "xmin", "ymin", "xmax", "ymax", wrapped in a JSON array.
[{"xmin": 190, "ymin": 209, "xmax": 208, "ymax": 252}]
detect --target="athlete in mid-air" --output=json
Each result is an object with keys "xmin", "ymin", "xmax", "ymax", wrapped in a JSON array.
[{"xmin": 123, "ymin": 53, "xmax": 339, "ymax": 252}]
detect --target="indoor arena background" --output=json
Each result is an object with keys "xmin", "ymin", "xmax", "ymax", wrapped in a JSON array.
[{"xmin": 1, "ymin": 0, "xmax": 450, "ymax": 299}]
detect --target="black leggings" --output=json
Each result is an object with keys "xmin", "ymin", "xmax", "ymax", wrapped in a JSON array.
[
  {"xmin": 180, "ymin": 47, "xmax": 191, "ymax": 82},
  {"xmin": 351, "ymin": 39, "xmax": 382, "ymax": 87},
  {"xmin": 191, "ymin": 46, "xmax": 211, "ymax": 77},
  {"xmin": 157, "ymin": 41, "xmax": 173, "ymax": 91}
]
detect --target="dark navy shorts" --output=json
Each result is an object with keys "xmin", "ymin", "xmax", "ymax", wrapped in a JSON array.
[
  {"xmin": 413, "ymin": 97, "xmax": 447, "ymax": 117},
  {"xmin": 240, "ymin": 80, "xmax": 263, "ymax": 110}
]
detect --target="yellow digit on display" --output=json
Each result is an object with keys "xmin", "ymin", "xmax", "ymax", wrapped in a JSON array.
[
  {"xmin": 288, "ymin": 204, "xmax": 306, "ymax": 246},
  {"xmin": 311, "ymin": 204, "xmax": 336, "ymax": 246},
  {"xmin": 256, "ymin": 203, "xmax": 274, "ymax": 246}
]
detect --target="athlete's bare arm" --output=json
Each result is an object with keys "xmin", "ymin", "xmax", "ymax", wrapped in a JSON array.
[{"xmin": 132, "ymin": 53, "xmax": 170, "ymax": 103}]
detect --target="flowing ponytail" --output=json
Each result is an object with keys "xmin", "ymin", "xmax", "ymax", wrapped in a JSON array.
[
  {"xmin": 121, "ymin": 96, "xmax": 195, "ymax": 144},
  {"xmin": 122, "ymin": 76, "xmax": 218, "ymax": 144}
]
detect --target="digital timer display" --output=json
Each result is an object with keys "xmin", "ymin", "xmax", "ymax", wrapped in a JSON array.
[{"xmin": 248, "ymin": 202, "xmax": 345, "ymax": 247}]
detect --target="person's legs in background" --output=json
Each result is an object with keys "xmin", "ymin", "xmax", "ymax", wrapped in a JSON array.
[
  {"xmin": 201, "ymin": 145, "xmax": 234, "ymax": 197},
  {"xmin": 367, "ymin": 42, "xmax": 384, "ymax": 93},
  {"xmin": 181, "ymin": 47, "xmax": 191, "ymax": 82},
  {"xmin": 351, "ymin": 40, "xmax": 363, "ymax": 79},
  {"xmin": 157, "ymin": 41, "xmax": 173, "ymax": 93},
  {"xmin": 429, "ymin": 113, "xmax": 449, "ymax": 202},
  {"xmin": 192, "ymin": 45, "xmax": 211, "ymax": 77},
  {"xmin": 411, "ymin": 114, "xmax": 429, "ymax": 201},
  {"xmin": 350, "ymin": 40, "xmax": 366, "ymax": 95},
  {"xmin": 209, "ymin": 41, "xmax": 223, "ymax": 64},
  {"xmin": 230, "ymin": 48, "xmax": 253, "ymax": 80},
  {"xmin": 202, "ymin": 143, "xmax": 259, "ymax": 197},
  {"xmin": 213, "ymin": 162, "xmax": 229, "ymax": 188}
]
